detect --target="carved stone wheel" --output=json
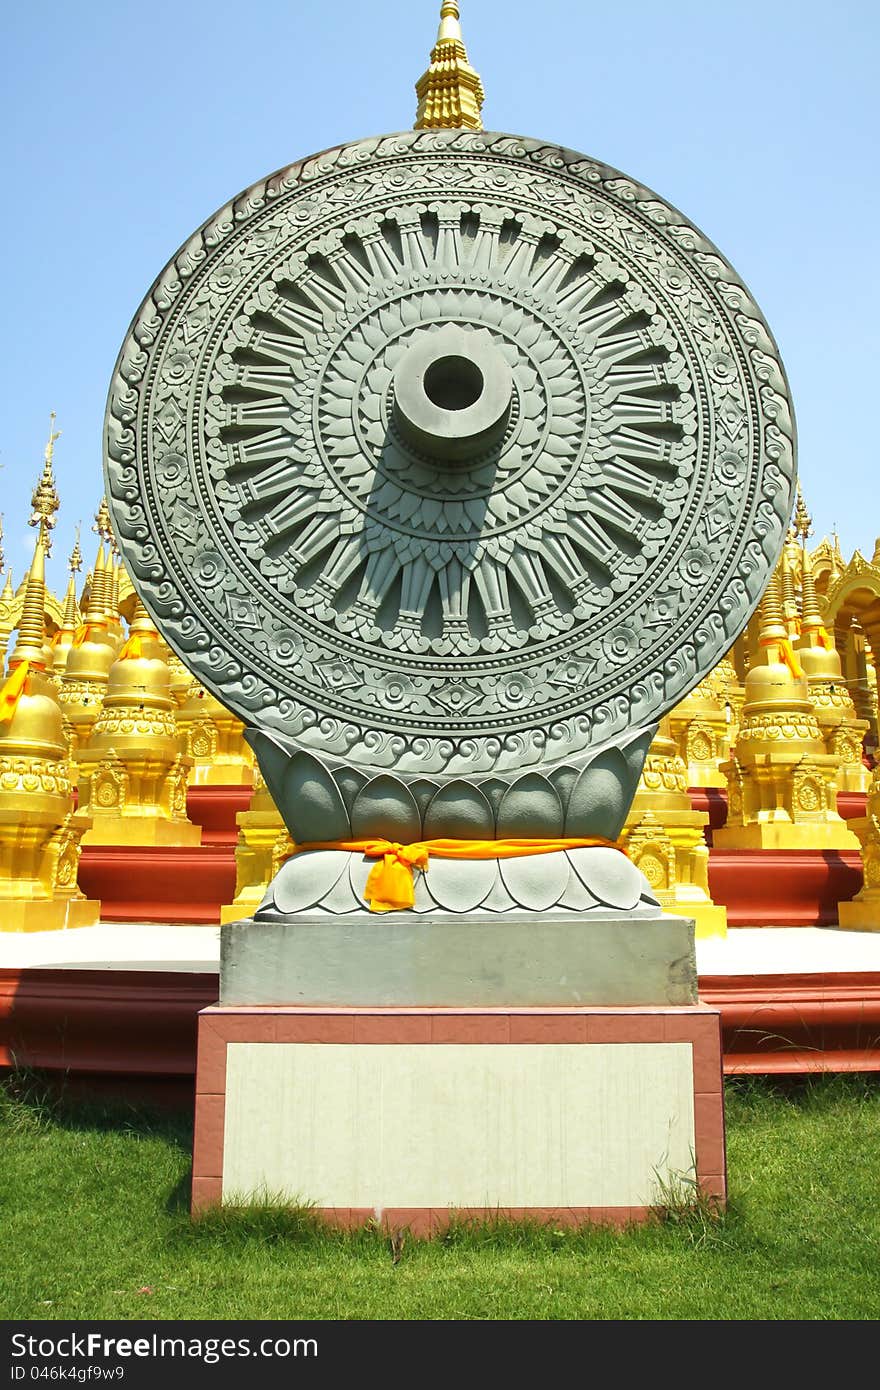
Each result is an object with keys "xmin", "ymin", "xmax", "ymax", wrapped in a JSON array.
[{"xmin": 105, "ymin": 130, "xmax": 794, "ymax": 781}]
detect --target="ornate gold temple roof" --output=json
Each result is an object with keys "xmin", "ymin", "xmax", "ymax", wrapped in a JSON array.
[{"xmin": 414, "ymin": 2, "xmax": 484, "ymax": 131}]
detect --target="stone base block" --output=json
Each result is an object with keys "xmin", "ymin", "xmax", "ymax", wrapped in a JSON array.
[
  {"xmin": 0, "ymin": 897, "xmax": 101, "ymax": 933},
  {"xmin": 192, "ymin": 1003, "xmax": 726, "ymax": 1230},
  {"xmin": 221, "ymin": 912, "xmax": 697, "ymax": 1008},
  {"xmin": 82, "ymin": 818, "xmax": 202, "ymax": 847}
]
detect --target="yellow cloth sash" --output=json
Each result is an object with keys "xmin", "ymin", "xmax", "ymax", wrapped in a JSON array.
[
  {"xmin": 293, "ymin": 836, "xmax": 625, "ymax": 913},
  {"xmin": 0, "ymin": 660, "xmax": 31, "ymax": 721},
  {"xmin": 760, "ymin": 635, "xmax": 803, "ymax": 679},
  {"xmin": 71, "ymin": 622, "xmax": 105, "ymax": 648},
  {"xmin": 118, "ymin": 632, "xmax": 147, "ymax": 660}
]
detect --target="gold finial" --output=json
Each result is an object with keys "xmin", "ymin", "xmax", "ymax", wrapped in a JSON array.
[
  {"xmin": 93, "ymin": 495, "xmax": 113, "ymax": 546},
  {"xmin": 0, "ymin": 513, "xmax": 4, "ymax": 575},
  {"xmin": 832, "ymin": 527, "xmax": 844, "ymax": 583},
  {"xmin": 415, "ymin": 1, "xmax": 484, "ymax": 131},
  {"xmin": 70, "ymin": 525, "xmax": 83, "ymax": 576},
  {"xmin": 793, "ymin": 483, "xmax": 812, "ymax": 544},
  {"xmin": 29, "ymin": 414, "xmax": 61, "ymax": 555}
]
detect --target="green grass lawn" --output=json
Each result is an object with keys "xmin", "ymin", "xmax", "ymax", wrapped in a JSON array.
[{"xmin": 1, "ymin": 1072, "xmax": 879, "ymax": 1320}]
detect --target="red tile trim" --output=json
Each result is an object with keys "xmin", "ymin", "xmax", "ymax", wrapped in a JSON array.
[
  {"xmin": 327, "ymin": 1206, "xmax": 656, "ymax": 1236},
  {"xmin": 12, "ymin": 968, "xmax": 874, "ymax": 1081},
  {"xmin": 191, "ymin": 1003, "xmax": 728, "ymax": 1222}
]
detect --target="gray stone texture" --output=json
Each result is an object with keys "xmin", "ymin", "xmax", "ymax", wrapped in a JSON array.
[{"xmin": 220, "ymin": 911, "xmax": 698, "ymax": 1008}]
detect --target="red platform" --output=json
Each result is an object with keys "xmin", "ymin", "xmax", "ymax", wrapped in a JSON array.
[
  {"xmin": 3, "ymin": 965, "xmax": 879, "ymax": 1089},
  {"xmin": 77, "ymin": 844, "xmax": 236, "ymax": 924}
]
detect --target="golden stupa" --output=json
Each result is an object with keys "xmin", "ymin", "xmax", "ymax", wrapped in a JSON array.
[
  {"xmin": 77, "ymin": 599, "xmax": 200, "ymax": 846},
  {"xmin": 0, "ymin": 426, "xmax": 98, "ymax": 931}
]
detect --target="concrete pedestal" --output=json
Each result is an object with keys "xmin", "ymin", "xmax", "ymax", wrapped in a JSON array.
[
  {"xmin": 192, "ymin": 1002, "xmax": 725, "ymax": 1229},
  {"xmin": 220, "ymin": 912, "xmax": 698, "ymax": 1008}
]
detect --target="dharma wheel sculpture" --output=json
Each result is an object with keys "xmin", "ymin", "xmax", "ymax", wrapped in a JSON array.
[{"xmin": 105, "ymin": 131, "xmax": 794, "ymax": 918}]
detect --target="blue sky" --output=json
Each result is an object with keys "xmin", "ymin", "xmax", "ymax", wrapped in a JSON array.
[{"xmin": 2, "ymin": 0, "xmax": 877, "ymax": 592}]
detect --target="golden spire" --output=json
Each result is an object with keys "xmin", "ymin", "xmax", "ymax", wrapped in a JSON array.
[
  {"xmin": 9, "ymin": 525, "xmax": 49, "ymax": 669},
  {"xmin": 758, "ymin": 567, "xmax": 788, "ymax": 649},
  {"xmin": 825, "ymin": 528, "xmax": 843, "ymax": 589},
  {"xmin": 780, "ymin": 534, "xmax": 801, "ymax": 639},
  {"xmin": 86, "ymin": 544, "xmax": 109, "ymax": 621},
  {"xmin": 794, "ymin": 486, "xmax": 825, "ymax": 642},
  {"xmin": 415, "ymin": 2, "xmax": 484, "ymax": 131},
  {"xmin": 0, "ymin": 513, "xmax": 4, "ymax": 575},
  {"xmin": 61, "ymin": 531, "xmax": 83, "ymax": 630},
  {"xmin": 29, "ymin": 414, "xmax": 61, "ymax": 556},
  {"xmin": 800, "ymin": 542, "xmax": 825, "ymax": 639},
  {"xmin": 110, "ymin": 544, "xmax": 122, "ymax": 619}
]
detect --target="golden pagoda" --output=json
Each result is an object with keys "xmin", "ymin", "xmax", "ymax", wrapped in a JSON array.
[
  {"xmin": 176, "ymin": 678, "xmax": 253, "ymax": 786},
  {"xmin": 77, "ymin": 599, "xmax": 200, "ymax": 846},
  {"xmin": 58, "ymin": 535, "xmax": 118, "ymax": 751},
  {"xmin": 621, "ymin": 717, "xmax": 727, "ymax": 938},
  {"xmin": 0, "ymin": 440, "xmax": 98, "ymax": 931},
  {"xmin": 667, "ymin": 666, "xmax": 734, "ymax": 789},
  {"xmin": 794, "ymin": 489, "xmax": 869, "ymax": 793},
  {"xmin": 414, "ymin": 2, "xmax": 484, "ymax": 131},
  {"xmin": 715, "ymin": 562, "xmax": 858, "ymax": 850}
]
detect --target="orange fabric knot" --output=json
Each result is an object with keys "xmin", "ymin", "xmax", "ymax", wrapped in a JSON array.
[
  {"xmin": 293, "ymin": 836, "xmax": 625, "ymax": 913},
  {"xmin": 0, "ymin": 661, "xmax": 31, "ymax": 721}
]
